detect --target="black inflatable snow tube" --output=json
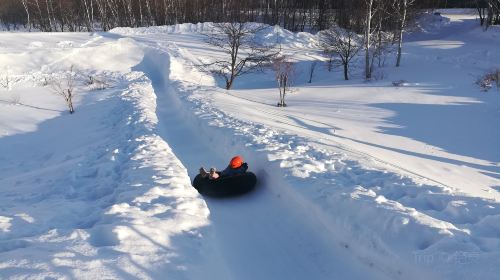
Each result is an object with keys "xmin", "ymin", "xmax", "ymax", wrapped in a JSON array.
[{"xmin": 192, "ymin": 172, "xmax": 257, "ymax": 197}]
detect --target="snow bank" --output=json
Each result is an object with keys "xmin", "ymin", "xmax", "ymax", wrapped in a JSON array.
[
  {"xmin": 0, "ymin": 37, "xmax": 143, "ymax": 75},
  {"xmin": 111, "ymin": 22, "xmax": 214, "ymax": 35},
  {"xmin": 413, "ymin": 12, "xmax": 452, "ymax": 34},
  {"xmin": 436, "ymin": 9, "xmax": 477, "ymax": 15},
  {"xmin": 111, "ymin": 22, "xmax": 319, "ymax": 50},
  {"xmin": 88, "ymin": 69, "xmax": 214, "ymax": 278},
  {"xmin": 0, "ymin": 35, "xmax": 213, "ymax": 279}
]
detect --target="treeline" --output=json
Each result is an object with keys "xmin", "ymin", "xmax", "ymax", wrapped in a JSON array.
[{"xmin": 0, "ymin": 0, "xmax": 497, "ymax": 32}]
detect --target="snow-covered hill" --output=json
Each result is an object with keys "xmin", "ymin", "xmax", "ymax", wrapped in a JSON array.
[{"xmin": 1, "ymin": 11, "xmax": 500, "ymax": 280}]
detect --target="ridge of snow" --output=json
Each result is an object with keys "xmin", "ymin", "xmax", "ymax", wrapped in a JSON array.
[
  {"xmin": 110, "ymin": 22, "xmax": 319, "ymax": 49},
  {"xmin": 0, "ymin": 36, "xmax": 214, "ymax": 279}
]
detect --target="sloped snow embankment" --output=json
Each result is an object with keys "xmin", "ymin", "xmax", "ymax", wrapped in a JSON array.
[
  {"xmin": 0, "ymin": 37, "xmax": 214, "ymax": 279},
  {"xmin": 111, "ymin": 24, "xmax": 500, "ymax": 280}
]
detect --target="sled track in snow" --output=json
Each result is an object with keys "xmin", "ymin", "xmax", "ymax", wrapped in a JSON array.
[{"xmin": 131, "ymin": 45, "xmax": 395, "ymax": 280}]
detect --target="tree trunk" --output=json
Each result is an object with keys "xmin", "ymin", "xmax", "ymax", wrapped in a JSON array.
[
  {"xmin": 396, "ymin": 0, "xmax": 408, "ymax": 67},
  {"xmin": 365, "ymin": 0, "xmax": 373, "ymax": 80},
  {"xmin": 66, "ymin": 89, "xmax": 75, "ymax": 114},
  {"xmin": 83, "ymin": 0, "xmax": 93, "ymax": 31},
  {"xmin": 226, "ymin": 78, "xmax": 234, "ymax": 90},
  {"xmin": 21, "ymin": 0, "xmax": 31, "ymax": 31},
  {"xmin": 343, "ymin": 63, "xmax": 349, "ymax": 80}
]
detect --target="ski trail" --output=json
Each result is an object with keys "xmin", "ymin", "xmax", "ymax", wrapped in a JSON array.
[{"xmin": 133, "ymin": 47, "xmax": 389, "ymax": 280}]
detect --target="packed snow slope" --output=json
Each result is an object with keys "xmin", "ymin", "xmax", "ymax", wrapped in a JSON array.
[{"xmin": 1, "ymin": 10, "xmax": 499, "ymax": 280}]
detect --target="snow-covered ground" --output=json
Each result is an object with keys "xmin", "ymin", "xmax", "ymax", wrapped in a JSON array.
[{"xmin": 1, "ymin": 11, "xmax": 500, "ymax": 280}]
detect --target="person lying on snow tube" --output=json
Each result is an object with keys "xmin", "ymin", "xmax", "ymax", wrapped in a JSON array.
[
  {"xmin": 199, "ymin": 155, "xmax": 248, "ymax": 180},
  {"xmin": 195, "ymin": 155, "xmax": 256, "ymax": 196}
]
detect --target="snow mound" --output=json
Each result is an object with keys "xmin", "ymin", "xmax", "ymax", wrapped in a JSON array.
[
  {"xmin": 436, "ymin": 9, "xmax": 477, "ymax": 15},
  {"xmin": 111, "ymin": 22, "xmax": 214, "ymax": 35},
  {"xmin": 414, "ymin": 12, "xmax": 452, "ymax": 34},
  {"xmin": 111, "ymin": 22, "xmax": 319, "ymax": 49},
  {"xmin": 0, "ymin": 36, "xmax": 213, "ymax": 279}
]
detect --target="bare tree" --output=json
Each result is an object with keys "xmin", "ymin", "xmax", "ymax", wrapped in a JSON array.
[
  {"xmin": 364, "ymin": 0, "xmax": 376, "ymax": 80},
  {"xmin": 475, "ymin": 0, "xmax": 500, "ymax": 29},
  {"xmin": 272, "ymin": 56, "xmax": 295, "ymax": 107},
  {"xmin": 476, "ymin": 0, "xmax": 487, "ymax": 26},
  {"xmin": 0, "ymin": 67, "xmax": 12, "ymax": 90},
  {"xmin": 486, "ymin": 0, "xmax": 500, "ymax": 28},
  {"xmin": 85, "ymin": 74, "xmax": 113, "ymax": 90},
  {"xmin": 394, "ymin": 0, "xmax": 415, "ymax": 67},
  {"xmin": 82, "ymin": 0, "xmax": 95, "ymax": 31},
  {"xmin": 324, "ymin": 51, "xmax": 336, "ymax": 72},
  {"xmin": 20, "ymin": 0, "xmax": 31, "ymax": 31},
  {"xmin": 363, "ymin": 0, "xmax": 402, "ymax": 79},
  {"xmin": 50, "ymin": 66, "xmax": 76, "ymax": 114},
  {"xmin": 203, "ymin": 22, "xmax": 277, "ymax": 90},
  {"xmin": 308, "ymin": 61, "xmax": 317, "ymax": 83},
  {"xmin": 476, "ymin": 68, "xmax": 500, "ymax": 91},
  {"xmin": 374, "ymin": 30, "xmax": 395, "ymax": 69},
  {"xmin": 320, "ymin": 25, "xmax": 363, "ymax": 80}
]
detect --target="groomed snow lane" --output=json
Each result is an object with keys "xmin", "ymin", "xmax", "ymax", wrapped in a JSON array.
[{"xmin": 134, "ymin": 48, "xmax": 391, "ymax": 280}]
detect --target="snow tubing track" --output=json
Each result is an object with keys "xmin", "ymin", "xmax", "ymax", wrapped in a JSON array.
[
  {"xmin": 192, "ymin": 172, "xmax": 257, "ymax": 197},
  {"xmin": 135, "ymin": 46, "xmax": 394, "ymax": 279}
]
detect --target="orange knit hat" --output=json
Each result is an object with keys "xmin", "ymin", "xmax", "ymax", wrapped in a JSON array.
[{"xmin": 230, "ymin": 156, "xmax": 243, "ymax": 169}]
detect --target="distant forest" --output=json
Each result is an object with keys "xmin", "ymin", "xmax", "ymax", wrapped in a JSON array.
[{"xmin": 0, "ymin": 0, "xmax": 498, "ymax": 32}]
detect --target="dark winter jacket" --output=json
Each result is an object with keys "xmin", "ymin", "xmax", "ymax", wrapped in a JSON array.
[{"xmin": 221, "ymin": 162, "xmax": 248, "ymax": 177}]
